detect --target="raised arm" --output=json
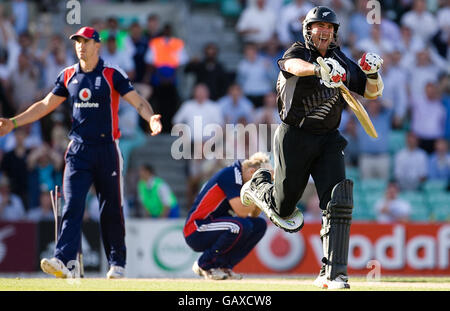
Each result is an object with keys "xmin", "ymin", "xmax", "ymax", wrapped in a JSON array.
[
  {"xmin": 0, "ymin": 92, "xmax": 66, "ymax": 136},
  {"xmin": 122, "ymin": 90, "xmax": 162, "ymax": 136}
]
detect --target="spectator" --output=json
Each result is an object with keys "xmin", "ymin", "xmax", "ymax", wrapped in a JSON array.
[
  {"xmin": 143, "ymin": 14, "xmax": 162, "ymax": 42},
  {"xmin": 101, "ymin": 35, "xmax": 135, "ymax": 79},
  {"xmin": 0, "ymin": 127, "xmax": 30, "ymax": 210},
  {"xmin": 406, "ymin": 47, "xmax": 446, "ymax": 102},
  {"xmin": 0, "ymin": 4, "xmax": 17, "ymax": 46},
  {"xmin": 236, "ymin": 0, "xmax": 277, "ymax": 47},
  {"xmin": 172, "ymin": 83, "xmax": 224, "ymax": 207},
  {"xmin": 348, "ymin": 0, "xmax": 373, "ymax": 45},
  {"xmin": 381, "ymin": 51, "xmax": 408, "ymax": 128},
  {"xmin": 11, "ymin": 0, "xmax": 28, "ymax": 35},
  {"xmin": 128, "ymin": 21, "xmax": 148, "ymax": 83},
  {"xmin": 396, "ymin": 25, "xmax": 425, "ymax": 55},
  {"xmin": 185, "ymin": 42, "xmax": 229, "ymax": 101},
  {"xmin": 236, "ymin": 43, "xmax": 273, "ymax": 108},
  {"xmin": 357, "ymin": 99, "xmax": 393, "ymax": 180},
  {"xmin": 0, "ymin": 14, "xmax": 20, "ymax": 85},
  {"xmin": 401, "ymin": 0, "xmax": 439, "ymax": 43},
  {"xmin": 356, "ymin": 24, "xmax": 394, "ymax": 56},
  {"xmin": 37, "ymin": 34, "xmax": 74, "ymax": 94},
  {"xmin": 173, "ymin": 83, "xmax": 224, "ymax": 144},
  {"xmin": 27, "ymin": 143, "xmax": 63, "ymax": 208},
  {"xmin": 260, "ymin": 35, "xmax": 284, "ymax": 86},
  {"xmin": 217, "ymin": 83, "xmax": 254, "ymax": 125},
  {"xmin": 27, "ymin": 186, "xmax": 54, "ymax": 222},
  {"xmin": 254, "ymin": 91, "xmax": 279, "ymax": 153},
  {"xmin": 254, "ymin": 91, "xmax": 279, "ymax": 126},
  {"xmin": 432, "ymin": 0, "xmax": 450, "ymax": 59},
  {"xmin": 99, "ymin": 16, "xmax": 135, "ymax": 58},
  {"xmin": 10, "ymin": 52, "xmax": 39, "ymax": 113},
  {"xmin": 428, "ymin": 138, "xmax": 450, "ymax": 181},
  {"xmin": 137, "ymin": 164, "xmax": 180, "ymax": 218},
  {"xmin": 410, "ymin": 80, "xmax": 446, "ymax": 154},
  {"xmin": 277, "ymin": 0, "xmax": 313, "ymax": 47},
  {"xmin": 374, "ymin": 181, "xmax": 411, "ymax": 223},
  {"xmin": 394, "ymin": 132, "xmax": 428, "ymax": 191},
  {"xmin": 145, "ymin": 24, "xmax": 187, "ymax": 132},
  {"xmin": 0, "ymin": 175, "xmax": 25, "ymax": 221}
]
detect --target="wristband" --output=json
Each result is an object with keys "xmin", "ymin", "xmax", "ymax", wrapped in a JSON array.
[
  {"xmin": 10, "ymin": 118, "xmax": 18, "ymax": 129},
  {"xmin": 366, "ymin": 72, "xmax": 378, "ymax": 79},
  {"xmin": 314, "ymin": 64, "xmax": 321, "ymax": 78}
]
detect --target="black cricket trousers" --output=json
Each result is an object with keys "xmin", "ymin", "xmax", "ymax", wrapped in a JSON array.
[{"xmin": 272, "ymin": 122, "xmax": 348, "ymax": 217}]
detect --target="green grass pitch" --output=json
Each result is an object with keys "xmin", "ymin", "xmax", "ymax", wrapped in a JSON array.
[{"xmin": 1, "ymin": 276, "xmax": 449, "ymax": 291}]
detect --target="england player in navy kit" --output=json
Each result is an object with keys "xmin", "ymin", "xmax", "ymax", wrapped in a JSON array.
[
  {"xmin": 0, "ymin": 27, "xmax": 162, "ymax": 279},
  {"xmin": 184, "ymin": 153, "xmax": 269, "ymax": 280}
]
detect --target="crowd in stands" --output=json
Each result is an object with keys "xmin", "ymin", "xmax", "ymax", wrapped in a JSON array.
[{"xmin": 0, "ymin": 0, "xmax": 449, "ymax": 223}]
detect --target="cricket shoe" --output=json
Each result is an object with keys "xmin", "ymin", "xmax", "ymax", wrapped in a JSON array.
[
  {"xmin": 192, "ymin": 261, "xmax": 227, "ymax": 280},
  {"xmin": 240, "ymin": 168, "xmax": 304, "ymax": 233},
  {"xmin": 222, "ymin": 268, "xmax": 243, "ymax": 280},
  {"xmin": 313, "ymin": 265, "xmax": 327, "ymax": 289},
  {"xmin": 107, "ymin": 265, "xmax": 125, "ymax": 279},
  {"xmin": 326, "ymin": 274, "xmax": 350, "ymax": 289},
  {"xmin": 40, "ymin": 257, "xmax": 71, "ymax": 278}
]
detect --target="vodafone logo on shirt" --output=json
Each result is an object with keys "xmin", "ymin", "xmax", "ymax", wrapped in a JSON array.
[
  {"xmin": 75, "ymin": 88, "xmax": 99, "ymax": 108},
  {"xmin": 79, "ymin": 88, "xmax": 92, "ymax": 101}
]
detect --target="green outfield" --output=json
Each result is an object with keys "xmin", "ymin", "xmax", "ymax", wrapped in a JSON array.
[{"xmin": 1, "ymin": 277, "xmax": 449, "ymax": 291}]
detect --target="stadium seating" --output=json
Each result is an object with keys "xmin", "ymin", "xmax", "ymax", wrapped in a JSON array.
[
  {"xmin": 398, "ymin": 191, "xmax": 430, "ymax": 222},
  {"xmin": 388, "ymin": 129, "xmax": 407, "ymax": 154}
]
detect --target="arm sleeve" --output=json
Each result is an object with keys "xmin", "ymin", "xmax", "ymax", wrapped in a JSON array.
[
  {"xmin": 217, "ymin": 167, "xmax": 242, "ymax": 200},
  {"xmin": 277, "ymin": 44, "xmax": 306, "ymax": 79},
  {"xmin": 51, "ymin": 70, "xmax": 69, "ymax": 98},
  {"xmin": 113, "ymin": 68, "xmax": 135, "ymax": 96}
]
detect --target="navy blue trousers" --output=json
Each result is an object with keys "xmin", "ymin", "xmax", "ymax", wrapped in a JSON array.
[
  {"xmin": 54, "ymin": 141, "xmax": 126, "ymax": 267},
  {"xmin": 185, "ymin": 217, "xmax": 267, "ymax": 270}
]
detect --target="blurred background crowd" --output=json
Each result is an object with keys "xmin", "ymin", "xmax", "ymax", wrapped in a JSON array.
[{"xmin": 0, "ymin": 0, "xmax": 448, "ymax": 224}]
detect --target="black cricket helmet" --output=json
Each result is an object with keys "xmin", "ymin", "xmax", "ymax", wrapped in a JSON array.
[{"xmin": 302, "ymin": 6, "xmax": 340, "ymax": 49}]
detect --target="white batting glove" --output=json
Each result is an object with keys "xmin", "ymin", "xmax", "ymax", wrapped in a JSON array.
[
  {"xmin": 358, "ymin": 52, "xmax": 383, "ymax": 75},
  {"xmin": 316, "ymin": 58, "xmax": 346, "ymax": 88}
]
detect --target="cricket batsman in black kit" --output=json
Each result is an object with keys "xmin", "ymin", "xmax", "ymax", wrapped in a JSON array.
[{"xmin": 241, "ymin": 6, "xmax": 384, "ymax": 289}]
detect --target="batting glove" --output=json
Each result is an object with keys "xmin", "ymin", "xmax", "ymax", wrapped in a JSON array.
[
  {"xmin": 315, "ymin": 58, "xmax": 346, "ymax": 88},
  {"xmin": 358, "ymin": 52, "xmax": 383, "ymax": 77}
]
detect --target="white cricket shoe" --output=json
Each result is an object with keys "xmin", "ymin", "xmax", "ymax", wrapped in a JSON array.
[
  {"xmin": 40, "ymin": 257, "xmax": 71, "ymax": 278},
  {"xmin": 326, "ymin": 275, "xmax": 350, "ymax": 289},
  {"xmin": 313, "ymin": 265, "xmax": 327, "ymax": 289},
  {"xmin": 240, "ymin": 169, "xmax": 304, "ymax": 233},
  {"xmin": 222, "ymin": 268, "xmax": 243, "ymax": 280},
  {"xmin": 192, "ymin": 261, "xmax": 227, "ymax": 280},
  {"xmin": 107, "ymin": 265, "xmax": 125, "ymax": 279}
]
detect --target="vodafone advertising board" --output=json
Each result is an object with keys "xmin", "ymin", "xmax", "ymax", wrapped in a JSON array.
[{"xmin": 235, "ymin": 223, "xmax": 450, "ymax": 276}]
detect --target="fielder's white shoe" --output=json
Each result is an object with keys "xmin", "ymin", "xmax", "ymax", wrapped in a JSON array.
[
  {"xmin": 313, "ymin": 265, "xmax": 327, "ymax": 289},
  {"xmin": 40, "ymin": 257, "xmax": 71, "ymax": 278},
  {"xmin": 326, "ymin": 275, "xmax": 350, "ymax": 289},
  {"xmin": 192, "ymin": 261, "xmax": 228, "ymax": 280},
  {"xmin": 222, "ymin": 268, "xmax": 243, "ymax": 280},
  {"xmin": 107, "ymin": 265, "xmax": 125, "ymax": 279},
  {"xmin": 241, "ymin": 169, "xmax": 304, "ymax": 233}
]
